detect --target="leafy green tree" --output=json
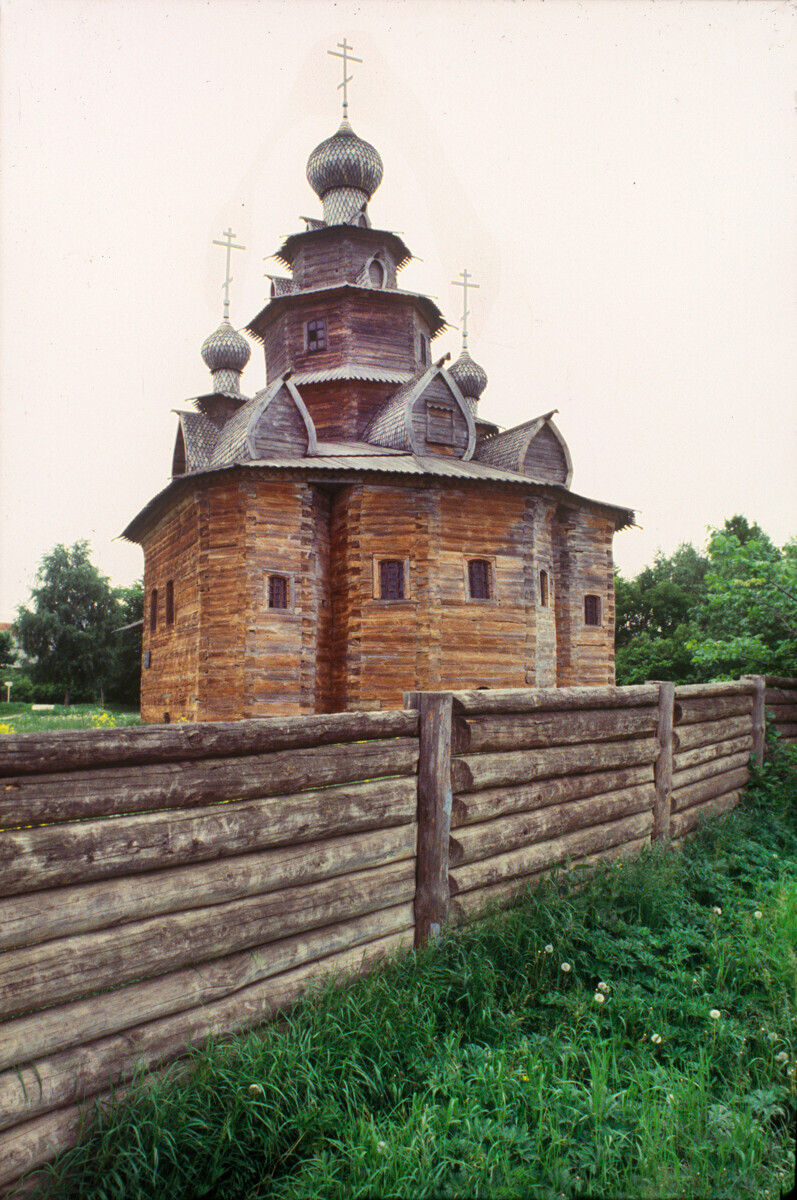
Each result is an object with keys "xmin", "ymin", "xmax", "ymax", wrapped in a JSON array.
[
  {"xmin": 107, "ymin": 581, "xmax": 143, "ymax": 706},
  {"xmin": 0, "ymin": 630, "xmax": 15, "ymax": 669},
  {"xmin": 15, "ymin": 541, "xmax": 120, "ymax": 705}
]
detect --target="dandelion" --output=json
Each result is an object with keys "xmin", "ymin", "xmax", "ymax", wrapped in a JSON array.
[
  {"xmin": 712, "ymin": 906, "xmax": 722, "ymax": 916},
  {"xmin": 249, "ymin": 1083, "xmax": 263, "ymax": 1095},
  {"xmin": 521, "ymin": 1074, "xmax": 529, "ymax": 1082},
  {"xmin": 666, "ymin": 1093, "xmax": 676, "ymax": 1106},
  {"xmin": 560, "ymin": 961, "xmax": 571, "ymax": 973},
  {"xmin": 768, "ymin": 1032, "xmax": 778, "ymax": 1043},
  {"xmin": 651, "ymin": 1033, "xmax": 662, "ymax": 1045},
  {"xmin": 775, "ymin": 1051, "xmax": 789, "ymax": 1064},
  {"xmin": 709, "ymin": 1009, "xmax": 721, "ymax": 1020},
  {"xmin": 376, "ymin": 1141, "xmax": 387, "ymax": 1155},
  {"xmin": 598, "ymin": 981, "xmax": 610, "ymax": 994},
  {"xmin": 544, "ymin": 944, "xmax": 554, "ymax": 954},
  {"xmin": 594, "ymin": 992, "xmax": 605, "ymax": 1004},
  {"xmin": 754, "ymin": 910, "xmax": 763, "ymax": 919}
]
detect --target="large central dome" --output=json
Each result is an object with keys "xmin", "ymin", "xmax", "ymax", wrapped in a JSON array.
[{"xmin": 307, "ymin": 119, "xmax": 383, "ymax": 198}]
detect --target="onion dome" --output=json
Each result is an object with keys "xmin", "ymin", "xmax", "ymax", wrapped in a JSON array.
[
  {"xmin": 200, "ymin": 319, "xmax": 251, "ymax": 394},
  {"xmin": 306, "ymin": 120, "xmax": 384, "ymax": 225},
  {"xmin": 449, "ymin": 350, "xmax": 488, "ymax": 401}
]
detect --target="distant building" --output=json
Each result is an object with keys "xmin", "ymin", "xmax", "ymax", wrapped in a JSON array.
[{"xmin": 124, "ymin": 79, "xmax": 633, "ymax": 722}]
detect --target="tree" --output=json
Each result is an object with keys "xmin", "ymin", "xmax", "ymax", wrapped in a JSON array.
[
  {"xmin": 15, "ymin": 542, "xmax": 120, "ymax": 705},
  {"xmin": 0, "ymin": 631, "xmax": 15, "ymax": 669},
  {"xmin": 107, "ymin": 581, "xmax": 143, "ymax": 706}
]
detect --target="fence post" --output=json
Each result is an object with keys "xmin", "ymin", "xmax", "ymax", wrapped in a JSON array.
[
  {"xmin": 404, "ymin": 691, "xmax": 453, "ymax": 948},
  {"xmin": 742, "ymin": 674, "xmax": 766, "ymax": 767},
  {"xmin": 652, "ymin": 681, "xmax": 674, "ymax": 842}
]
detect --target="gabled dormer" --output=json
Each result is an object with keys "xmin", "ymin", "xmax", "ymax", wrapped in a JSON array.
[
  {"xmin": 474, "ymin": 411, "xmax": 573, "ymax": 486},
  {"xmin": 363, "ymin": 362, "xmax": 476, "ymax": 459}
]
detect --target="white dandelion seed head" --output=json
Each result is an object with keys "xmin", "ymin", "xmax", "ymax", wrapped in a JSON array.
[
  {"xmin": 544, "ymin": 944, "xmax": 554, "ymax": 954},
  {"xmin": 768, "ymin": 1032, "xmax": 778, "ymax": 1043},
  {"xmin": 651, "ymin": 1033, "xmax": 662, "ymax": 1045},
  {"xmin": 594, "ymin": 992, "xmax": 605, "ymax": 1004},
  {"xmin": 754, "ymin": 910, "xmax": 763, "ymax": 919},
  {"xmin": 598, "ymin": 981, "xmax": 610, "ymax": 994},
  {"xmin": 249, "ymin": 1083, "xmax": 263, "ymax": 1095},
  {"xmin": 775, "ymin": 1051, "xmax": 789, "ymax": 1064},
  {"xmin": 712, "ymin": 906, "xmax": 722, "ymax": 915},
  {"xmin": 709, "ymin": 1009, "xmax": 721, "ymax": 1020},
  {"xmin": 560, "ymin": 961, "xmax": 571, "ymax": 973}
]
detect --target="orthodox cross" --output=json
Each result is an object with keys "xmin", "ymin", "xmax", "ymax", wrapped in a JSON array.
[
  {"xmin": 212, "ymin": 227, "xmax": 246, "ymax": 321},
  {"xmin": 451, "ymin": 268, "xmax": 479, "ymax": 351},
  {"xmin": 328, "ymin": 38, "xmax": 362, "ymax": 120}
]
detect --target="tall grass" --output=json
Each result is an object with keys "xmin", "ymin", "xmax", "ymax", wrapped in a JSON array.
[
  {"xmin": 0, "ymin": 704, "xmax": 141, "ymax": 733},
  {"xmin": 28, "ymin": 738, "xmax": 797, "ymax": 1199}
]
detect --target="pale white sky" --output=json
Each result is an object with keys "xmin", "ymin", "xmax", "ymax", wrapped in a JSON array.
[{"xmin": 1, "ymin": 0, "xmax": 795, "ymax": 620}]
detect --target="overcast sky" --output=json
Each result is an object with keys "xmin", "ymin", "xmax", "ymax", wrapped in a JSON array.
[{"xmin": 1, "ymin": 0, "xmax": 795, "ymax": 620}]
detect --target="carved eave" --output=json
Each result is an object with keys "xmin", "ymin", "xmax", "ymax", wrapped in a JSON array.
[
  {"xmin": 273, "ymin": 225, "xmax": 413, "ymax": 272},
  {"xmin": 245, "ymin": 283, "xmax": 447, "ymax": 344}
]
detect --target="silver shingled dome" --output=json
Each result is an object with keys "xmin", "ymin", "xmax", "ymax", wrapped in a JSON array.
[
  {"xmin": 306, "ymin": 120, "xmax": 384, "ymax": 200},
  {"xmin": 449, "ymin": 350, "xmax": 488, "ymax": 399},
  {"xmin": 201, "ymin": 320, "xmax": 252, "ymax": 373}
]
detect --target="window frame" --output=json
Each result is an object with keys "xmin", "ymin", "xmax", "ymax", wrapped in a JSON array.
[
  {"xmin": 306, "ymin": 317, "xmax": 328, "ymax": 354},
  {"xmin": 149, "ymin": 588, "xmax": 158, "ymax": 633},
  {"xmin": 264, "ymin": 571, "xmax": 296, "ymax": 613},
  {"xmin": 539, "ymin": 569, "xmax": 549, "ymax": 608},
  {"xmin": 463, "ymin": 556, "xmax": 497, "ymax": 603},
  {"xmin": 165, "ymin": 580, "xmax": 175, "ymax": 626},
  {"xmin": 372, "ymin": 556, "xmax": 411, "ymax": 602},
  {"xmin": 584, "ymin": 594, "xmax": 602, "ymax": 627},
  {"xmin": 426, "ymin": 402, "xmax": 456, "ymax": 446}
]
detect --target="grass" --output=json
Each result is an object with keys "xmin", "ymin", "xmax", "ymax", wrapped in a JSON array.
[
  {"xmin": 24, "ymin": 738, "xmax": 797, "ymax": 1200},
  {"xmin": 0, "ymin": 703, "xmax": 141, "ymax": 733}
]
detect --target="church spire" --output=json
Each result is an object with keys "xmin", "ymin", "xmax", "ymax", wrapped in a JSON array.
[{"xmin": 201, "ymin": 227, "xmax": 251, "ymax": 394}]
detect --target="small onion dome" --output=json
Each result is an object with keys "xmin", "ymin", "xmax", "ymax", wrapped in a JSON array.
[
  {"xmin": 449, "ymin": 349, "xmax": 488, "ymax": 399},
  {"xmin": 306, "ymin": 120, "xmax": 384, "ymax": 201},
  {"xmin": 200, "ymin": 320, "xmax": 251, "ymax": 374}
]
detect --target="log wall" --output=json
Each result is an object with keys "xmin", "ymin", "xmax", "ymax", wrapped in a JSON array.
[{"xmin": 763, "ymin": 675, "xmax": 797, "ymax": 747}]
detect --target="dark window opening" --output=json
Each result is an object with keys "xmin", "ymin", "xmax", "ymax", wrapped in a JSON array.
[
  {"xmin": 419, "ymin": 332, "xmax": 430, "ymax": 365},
  {"xmin": 468, "ymin": 559, "xmax": 492, "ymax": 600},
  {"xmin": 165, "ymin": 580, "xmax": 175, "ymax": 625},
  {"xmin": 307, "ymin": 318, "xmax": 327, "ymax": 353},
  {"xmin": 427, "ymin": 403, "xmax": 455, "ymax": 445},
  {"xmin": 539, "ymin": 570, "xmax": 549, "ymax": 607},
  {"xmin": 368, "ymin": 259, "xmax": 384, "ymax": 287},
  {"xmin": 584, "ymin": 594, "xmax": 602, "ymax": 626},
  {"xmin": 149, "ymin": 589, "xmax": 158, "ymax": 632},
  {"xmin": 268, "ymin": 575, "xmax": 289, "ymax": 609},
  {"xmin": 379, "ymin": 559, "xmax": 405, "ymax": 601}
]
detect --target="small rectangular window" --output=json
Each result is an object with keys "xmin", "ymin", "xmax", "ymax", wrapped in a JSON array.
[
  {"xmin": 268, "ymin": 575, "xmax": 289, "ymax": 609},
  {"xmin": 149, "ymin": 589, "xmax": 158, "ymax": 632},
  {"xmin": 307, "ymin": 318, "xmax": 327, "ymax": 353},
  {"xmin": 584, "ymin": 594, "xmax": 601, "ymax": 626},
  {"xmin": 468, "ymin": 559, "xmax": 492, "ymax": 600},
  {"xmin": 539, "ymin": 570, "xmax": 549, "ymax": 607},
  {"xmin": 165, "ymin": 580, "xmax": 175, "ymax": 625},
  {"xmin": 427, "ymin": 403, "xmax": 455, "ymax": 445},
  {"xmin": 419, "ymin": 332, "xmax": 430, "ymax": 365},
  {"xmin": 379, "ymin": 559, "xmax": 405, "ymax": 600}
]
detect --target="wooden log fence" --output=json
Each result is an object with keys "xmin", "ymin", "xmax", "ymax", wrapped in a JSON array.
[{"xmin": 0, "ymin": 674, "xmax": 786, "ymax": 1191}]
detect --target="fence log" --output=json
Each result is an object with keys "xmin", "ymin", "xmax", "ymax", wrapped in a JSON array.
[
  {"xmin": 449, "ymin": 811, "xmax": 653, "ymax": 895},
  {"xmin": 673, "ymin": 696, "xmax": 753, "ymax": 726},
  {"xmin": 0, "ymin": 862, "xmax": 416, "ymax": 1020},
  {"xmin": 673, "ymin": 682, "xmax": 755, "ymax": 699},
  {"xmin": 452, "ymin": 707, "xmax": 657, "ymax": 755},
  {"xmin": 0, "ymin": 711, "xmax": 419, "ymax": 779},
  {"xmin": 762, "ymin": 687, "xmax": 797, "ymax": 706},
  {"xmin": 451, "ymin": 737, "xmax": 659, "ymax": 794},
  {"xmin": 405, "ymin": 692, "xmax": 453, "ymax": 946},
  {"xmin": 670, "ymin": 791, "xmax": 741, "ymax": 838},
  {"xmin": 764, "ymin": 703, "xmax": 797, "ymax": 723},
  {"xmin": 450, "ymin": 685, "xmax": 658, "ymax": 715},
  {"xmin": 0, "ymin": 739, "xmax": 419, "ymax": 830},
  {"xmin": 671, "ymin": 716, "xmax": 752, "ymax": 755},
  {"xmin": 671, "ymin": 766, "xmax": 749, "ymax": 812},
  {"xmin": 763, "ymin": 676, "xmax": 797, "ymax": 689},
  {"xmin": 0, "ymin": 825, "xmax": 416, "ymax": 953},
  {"xmin": 451, "ymin": 764, "xmax": 653, "ymax": 828},
  {"xmin": 741, "ymin": 675, "xmax": 766, "ymax": 768},
  {"xmin": 671, "ymin": 751, "xmax": 751, "ymax": 792},
  {"xmin": 653, "ymin": 682, "xmax": 674, "ymax": 842},
  {"xmin": 0, "ymin": 1103, "xmax": 91, "ymax": 1191},
  {"xmin": 449, "ymin": 784, "xmax": 654, "ymax": 866},
  {"xmin": 672, "ymin": 734, "xmax": 753, "ymax": 773},
  {"xmin": 0, "ymin": 777, "xmax": 417, "ymax": 898}
]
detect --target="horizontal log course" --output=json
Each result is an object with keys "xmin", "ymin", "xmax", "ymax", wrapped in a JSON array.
[
  {"xmin": 670, "ymin": 791, "xmax": 741, "ymax": 839},
  {"xmin": 449, "ymin": 783, "xmax": 654, "ymax": 867},
  {"xmin": 448, "ymin": 685, "xmax": 659, "ymax": 716},
  {"xmin": 0, "ymin": 825, "xmax": 415, "ymax": 952},
  {"xmin": 671, "ymin": 751, "xmax": 751, "ymax": 792},
  {"xmin": 0, "ymin": 860, "xmax": 416, "ymax": 1020},
  {"xmin": 763, "ymin": 676, "xmax": 797, "ymax": 690},
  {"xmin": 673, "ymin": 681, "xmax": 755, "ymax": 700},
  {"xmin": 449, "ymin": 810, "xmax": 653, "ymax": 896},
  {"xmin": 672, "ymin": 766, "xmax": 749, "ymax": 812},
  {"xmin": 451, "ymin": 707, "xmax": 658, "ymax": 755},
  {"xmin": 764, "ymin": 703, "xmax": 797, "ymax": 723},
  {"xmin": 763, "ymin": 687, "xmax": 797, "ymax": 706},
  {"xmin": 451, "ymin": 764, "xmax": 653, "ymax": 828},
  {"xmin": 0, "ymin": 776, "xmax": 417, "ymax": 897},
  {"xmin": 0, "ymin": 904, "xmax": 414, "ymax": 1116},
  {"xmin": 0, "ymin": 928, "xmax": 410, "ymax": 1190},
  {"xmin": 671, "ymin": 715, "xmax": 752, "ymax": 755},
  {"xmin": 451, "ymin": 737, "xmax": 659, "ymax": 795},
  {"xmin": 0, "ymin": 738, "xmax": 419, "ymax": 830},
  {"xmin": 672, "ymin": 733, "xmax": 753, "ymax": 773},
  {"xmin": 0, "ymin": 710, "xmax": 419, "ymax": 779},
  {"xmin": 772, "ymin": 723, "xmax": 797, "ymax": 739},
  {"xmin": 0, "ymin": 1103, "xmax": 89, "ymax": 1192},
  {"xmin": 673, "ymin": 696, "xmax": 753, "ymax": 726}
]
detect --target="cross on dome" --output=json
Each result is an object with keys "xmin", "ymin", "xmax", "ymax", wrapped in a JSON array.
[
  {"xmin": 212, "ymin": 227, "xmax": 246, "ymax": 320},
  {"xmin": 451, "ymin": 268, "xmax": 479, "ymax": 351},
  {"xmin": 328, "ymin": 38, "xmax": 363, "ymax": 120}
]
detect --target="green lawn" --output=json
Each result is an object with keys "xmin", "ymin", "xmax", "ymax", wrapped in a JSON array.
[{"xmin": 0, "ymin": 703, "xmax": 141, "ymax": 734}]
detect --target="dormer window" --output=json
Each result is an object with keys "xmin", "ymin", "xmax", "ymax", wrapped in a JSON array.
[
  {"xmin": 368, "ymin": 258, "xmax": 385, "ymax": 288},
  {"xmin": 306, "ymin": 318, "xmax": 327, "ymax": 353},
  {"xmin": 427, "ymin": 402, "xmax": 455, "ymax": 446}
]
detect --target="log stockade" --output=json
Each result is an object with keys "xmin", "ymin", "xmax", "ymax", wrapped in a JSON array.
[{"xmin": 0, "ymin": 676, "xmax": 779, "ymax": 1191}]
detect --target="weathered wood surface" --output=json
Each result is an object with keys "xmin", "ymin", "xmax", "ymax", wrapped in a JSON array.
[
  {"xmin": 451, "ymin": 707, "xmax": 657, "ymax": 755},
  {"xmin": 771, "ymin": 723, "xmax": 797, "ymax": 739},
  {"xmin": 0, "ymin": 825, "xmax": 415, "ymax": 952},
  {"xmin": 448, "ymin": 685, "xmax": 658, "ymax": 715},
  {"xmin": 671, "ymin": 751, "xmax": 751, "ymax": 792},
  {"xmin": 451, "ymin": 764, "xmax": 653, "ymax": 828},
  {"xmin": 0, "ymin": 928, "xmax": 410, "ymax": 1190},
  {"xmin": 407, "ymin": 693, "xmax": 453, "ymax": 946},
  {"xmin": 0, "ymin": 1103, "xmax": 90, "ymax": 1192},
  {"xmin": 764, "ymin": 703, "xmax": 797, "ymax": 723},
  {"xmin": 671, "ymin": 715, "xmax": 752, "ymax": 755},
  {"xmin": 0, "ymin": 739, "xmax": 419, "ymax": 830},
  {"xmin": 763, "ymin": 677, "xmax": 797, "ymax": 690},
  {"xmin": 449, "ymin": 810, "xmax": 653, "ymax": 895},
  {"xmin": 743, "ymin": 675, "xmax": 765, "ymax": 768},
  {"xmin": 762, "ymin": 687, "xmax": 797, "ymax": 706},
  {"xmin": 449, "ymin": 783, "xmax": 654, "ymax": 866},
  {"xmin": 0, "ymin": 860, "xmax": 415, "ymax": 1020},
  {"xmin": 0, "ymin": 710, "xmax": 419, "ymax": 779},
  {"xmin": 451, "ymin": 737, "xmax": 659, "ymax": 794},
  {"xmin": 672, "ymin": 733, "xmax": 753, "ymax": 773},
  {"xmin": 673, "ymin": 681, "xmax": 755, "ymax": 700},
  {"xmin": 670, "ymin": 791, "xmax": 741, "ymax": 839},
  {"xmin": 0, "ymin": 777, "xmax": 417, "ymax": 897},
  {"xmin": 653, "ymin": 681, "xmax": 674, "ymax": 843},
  {"xmin": 673, "ymin": 696, "xmax": 753, "ymax": 726},
  {"xmin": 671, "ymin": 766, "xmax": 749, "ymax": 812},
  {"xmin": 0, "ymin": 906, "xmax": 414, "ymax": 1118}
]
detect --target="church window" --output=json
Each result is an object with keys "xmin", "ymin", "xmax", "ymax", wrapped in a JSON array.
[
  {"xmin": 468, "ymin": 559, "xmax": 492, "ymax": 600},
  {"xmin": 165, "ymin": 580, "xmax": 175, "ymax": 625},
  {"xmin": 379, "ymin": 559, "xmax": 405, "ymax": 600},
  {"xmin": 368, "ymin": 258, "xmax": 385, "ymax": 288},
  {"xmin": 539, "ymin": 570, "xmax": 549, "ymax": 607},
  {"xmin": 149, "ymin": 589, "xmax": 158, "ymax": 632},
  {"xmin": 418, "ymin": 332, "xmax": 430, "ymax": 365},
  {"xmin": 306, "ymin": 318, "xmax": 327, "ymax": 353},
  {"xmin": 427, "ymin": 403, "xmax": 455, "ymax": 445},
  {"xmin": 584, "ymin": 594, "xmax": 602, "ymax": 626},
  {"xmin": 267, "ymin": 574, "xmax": 290, "ymax": 609}
]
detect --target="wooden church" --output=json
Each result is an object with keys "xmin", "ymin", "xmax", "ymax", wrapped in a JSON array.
[{"xmin": 124, "ymin": 49, "xmax": 634, "ymax": 722}]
